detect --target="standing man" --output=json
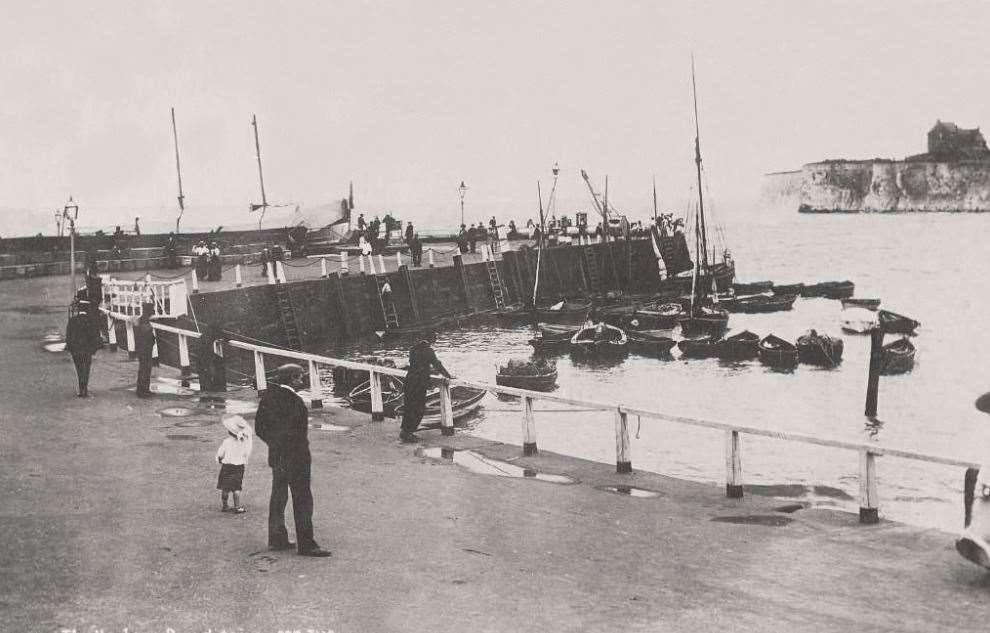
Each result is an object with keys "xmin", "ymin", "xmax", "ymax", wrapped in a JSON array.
[
  {"xmin": 404, "ymin": 222, "xmax": 414, "ymax": 245},
  {"xmin": 165, "ymin": 233, "xmax": 178, "ymax": 268},
  {"xmin": 134, "ymin": 311, "xmax": 156, "ymax": 397},
  {"xmin": 410, "ymin": 233, "xmax": 423, "ymax": 267},
  {"xmin": 399, "ymin": 337, "xmax": 453, "ymax": 443},
  {"xmin": 65, "ymin": 300, "xmax": 101, "ymax": 397},
  {"xmin": 467, "ymin": 224, "xmax": 477, "ymax": 254},
  {"xmin": 255, "ymin": 364, "xmax": 332, "ymax": 557}
]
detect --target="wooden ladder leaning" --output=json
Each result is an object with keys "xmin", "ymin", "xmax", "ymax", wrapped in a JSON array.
[
  {"xmin": 485, "ymin": 259, "xmax": 506, "ymax": 310},
  {"xmin": 273, "ymin": 284, "xmax": 303, "ymax": 350},
  {"xmin": 375, "ymin": 274, "xmax": 400, "ymax": 329},
  {"xmin": 583, "ymin": 247, "xmax": 601, "ymax": 292}
]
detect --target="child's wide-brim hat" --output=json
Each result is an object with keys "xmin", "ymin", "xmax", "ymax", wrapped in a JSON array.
[{"xmin": 222, "ymin": 414, "xmax": 252, "ymax": 438}]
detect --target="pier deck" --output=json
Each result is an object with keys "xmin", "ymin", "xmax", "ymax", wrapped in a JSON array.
[{"xmin": 3, "ymin": 276, "xmax": 990, "ymax": 632}]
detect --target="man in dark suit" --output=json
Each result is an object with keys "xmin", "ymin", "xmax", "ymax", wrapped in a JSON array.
[
  {"xmin": 255, "ymin": 364, "xmax": 332, "ymax": 557},
  {"xmin": 134, "ymin": 311, "xmax": 156, "ymax": 397},
  {"xmin": 65, "ymin": 300, "xmax": 101, "ymax": 397}
]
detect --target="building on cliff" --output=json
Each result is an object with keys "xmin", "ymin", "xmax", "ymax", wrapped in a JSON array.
[{"xmin": 761, "ymin": 120, "xmax": 990, "ymax": 213}]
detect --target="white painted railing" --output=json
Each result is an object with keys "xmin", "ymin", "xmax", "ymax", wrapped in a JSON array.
[{"xmin": 102, "ymin": 314, "xmax": 981, "ymax": 523}]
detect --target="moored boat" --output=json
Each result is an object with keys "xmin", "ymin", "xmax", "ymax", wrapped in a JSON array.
[
  {"xmin": 678, "ymin": 305, "xmax": 729, "ymax": 337},
  {"xmin": 626, "ymin": 329, "xmax": 676, "ymax": 356},
  {"xmin": 841, "ymin": 298, "xmax": 881, "ymax": 311},
  {"xmin": 801, "ymin": 280, "xmax": 855, "ymax": 299},
  {"xmin": 878, "ymin": 309, "xmax": 920, "ymax": 335},
  {"xmin": 346, "ymin": 376, "xmax": 405, "ymax": 416},
  {"xmin": 732, "ymin": 281, "xmax": 773, "ymax": 295},
  {"xmin": 758, "ymin": 334, "xmax": 799, "ymax": 369},
  {"xmin": 570, "ymin": 322, "xmax": 628, "ymax": 355},
  {"xmin": 495, "ymin": 358, "xmax": 558, "ymax": 391},
  {"xmin": 880, "ymin": 337, "xmax": 916, "ymax": 374},
  {"xmin": 841, "ymin": 306, "xmax": 879, "ymax": 334},
  {"xmin": 677, "ymin": 335, "xmax": 724, "ymax": 359},
  {"xmin": 796, "ymin": 330, "xmax": 844, "ymax": 367},
  {"xmin": 720, "ymin": 330, "xmax": 760, "ymax": 360},
  {"xmin": 772, "ymin": 283, "xmax": 804, "ymax": 296},
  {"xmin": 724, "ymin": 293, "xmax": 797, "ymax": 314}
]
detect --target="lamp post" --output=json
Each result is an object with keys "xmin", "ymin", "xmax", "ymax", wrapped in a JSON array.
[
  {"xmin": 62, "ymin": 198, "xmax": 80, "ymax": 302},
  {"xmin": 458, "ymin": 180, "xmax": 468, "ymax": 229}
]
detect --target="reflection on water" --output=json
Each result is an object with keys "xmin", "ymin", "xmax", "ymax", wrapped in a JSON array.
[{"xmin": 318, "ymin": 212, "xmax": 990, "ymax": 532}]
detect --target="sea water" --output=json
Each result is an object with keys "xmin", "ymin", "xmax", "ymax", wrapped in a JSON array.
[{"xmin": 325, "ymin": 209, "xmax": 990, "ymax": 532}]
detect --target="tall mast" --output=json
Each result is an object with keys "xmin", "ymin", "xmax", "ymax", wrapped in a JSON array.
[
  {"xmin": 171, "ymin": 108, "xmax": 185, "ymax": 233},
  {"xmin": 533, "ymin": 180, "xmax": 546, "ymax": 306},
  {"xmin": 691, "ymin": 55, "xmax": 710, "ymax": 272},
  {"xmin": 652, "ymin": 176, "xmax": 658, "ymax": 222},
  {"xmin": 251, "ymin": 114, "xmax": 269, "ymax": 229}
]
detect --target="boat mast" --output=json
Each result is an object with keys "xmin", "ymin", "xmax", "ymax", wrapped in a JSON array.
[
  {"xmin": 652, "ymin": 176, "xmax": 658, "ymax": 222},
  {"xmin": 251, "ymin": 114, "xmax": 269, "ymax": 230},
  {"xmin": 171, "ymin": 107, "xmax": 185, "ymax": 233},
  {"xmin": 533, "ymin": 180, "xmax": 546, "ymax": 306},
  {"xmin": 691, "ymin": 55, "xmax": 710, "ymax": 273}
]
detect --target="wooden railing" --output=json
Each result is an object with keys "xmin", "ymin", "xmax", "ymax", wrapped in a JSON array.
[{"xmin": 104, "ymin": 313, "xmax": 980, "ymax": 524}]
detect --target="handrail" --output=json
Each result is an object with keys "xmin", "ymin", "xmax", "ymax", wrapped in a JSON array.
[{"xmin": 101, "ymin": 314, "xmax": 983, "ymax": 522}]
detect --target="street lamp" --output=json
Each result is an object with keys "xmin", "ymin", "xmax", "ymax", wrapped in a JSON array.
[
  {"xmin": 62, "ymin": 197, "xmax": 80, "ymax": 303},
  {"xmin": 458, "ymin": 180, "xmax": 468, "ymax": 228}
]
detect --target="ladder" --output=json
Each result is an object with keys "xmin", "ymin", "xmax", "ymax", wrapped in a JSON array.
[
  {"xmin": 583, "ymin": 247, "xmax": 601, "ymax": 292},
  {"xmin": 485, "ymin": 260, "xmax": 506, "ymax": 309},
  {"xmin": 273, "ymin": 284, "xmax": 302, "ymax": 350},
  {"xmin": 376, "ymin": 274, "xmax": 400, "ymax": 329}
]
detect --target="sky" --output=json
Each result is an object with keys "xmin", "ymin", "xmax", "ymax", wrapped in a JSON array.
[{"xmin": 2, "ymin": 0, "xmax": 990, "ymax": 235}]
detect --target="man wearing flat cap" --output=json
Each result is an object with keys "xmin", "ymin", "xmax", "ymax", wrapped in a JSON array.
[
  {"xmin": 956, "ymin": 392, "xmax": 990, "ymax": 569},
  {"xmin": 254, "ymin": 363, "xmax": 331, "ymax": 557}
]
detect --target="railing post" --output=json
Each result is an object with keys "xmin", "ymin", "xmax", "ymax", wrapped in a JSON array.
[
  {"xmin": 308, "ymin": 360, "xmax": 323, "ymax": 408},
  {"xmin": 522, "ymin": 396, "xmax": 538, "ymax": 456},
  {"xmin": 725, "ymin": 430, "xmax": 743, "ymax": 498},
  {"xmin": 369, "ymin": 370, "xmax": 384, "ymax": 421},
  {"xmin": 266, "ymin": 262, "xmax": 276, "ymax": 285},
  {"xmin": 106, "ymin": 313, "xmax": 118, "ymax": 351},
  {"xmin": 320, "ymin": 257, "xmax": 328, "ymax": 278},
  {"xmin": 395, "ymin": 251, "xmax": 403, "ymax": 269},
  {"xmin": 865, "ymin": 328, "xmax": 884, "ymax": 417},
  {"xmin": 859, "ymin": 449, "xmax": 880, "ymax": 524},
  {"xmin": 125, "ymin": 319, "xmax": 136, "ymax": 360},
  {"xmin": 614, "ymin": 407, "xmax": 632, "ymax": 473},
  {"xmin": 340, "ymin": 252, "xmax": 349, "ymax": 275},
  {"xmin": 367, "ymin": 254, "xmax": 377, "ymax": 275},
  {"xmin": 359, "ymin": 254, "xmax": 366, "ymax": 275},
  {"xmin": 178, "ymin": 334, "xmax": 191, "ymax": 387},
  {"xmin": 428, "ymin": 249, "xmax": 435, "ymax": 268},
  {"xmin": 276, "ymin": 261, "xmax": 287, "ymax": 284},
  {"xmin": 378, "ymin": 254, "xmax": 386, "ymax": 274},
  {"xmin": 152, "ymin": 337, "xmax": 160, "ymax": 367},
  {"xmin": 190, "ymin": 268, "xmax": 199, "ymax": 294},
  {"xmin": 235, "ymin": 264, "xmax": 243, "ymax": 288},
  {"xmin": 253, "ymin": 351, "xmax": 267, "ymax": 395},
  {"xmin": 439, "ymin": 379, "xmax": 454, "ymax": 436}
]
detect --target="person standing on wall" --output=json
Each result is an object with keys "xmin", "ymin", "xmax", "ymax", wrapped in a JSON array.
[
  {"xmin": 410, "ymin": 233, "xmax": 423, "ymax": 267},
  {"xmin": 399, "ymin": 336, "xmax": 453, "ymax": 443},
  {"xmin": 165, "ymin": 232, "xmax": 178, "ymax": 269},
  {"xmin": 254, "ymin": 363, "xmax": 332, "ymax": 557},
  {"xmin": 134, "ymin": 310, "xmax": 156, "ymax": 397},
  {"xmin": 467, "ymin": 223, "xmax": 477, "ymax": 254},
  {"xmin": 405, "ymin": 222, "xmax": 414, "ymax": 245},
  {"xmin": 65, "ymin": 299, "xmax": 101, "ymax": 397}
]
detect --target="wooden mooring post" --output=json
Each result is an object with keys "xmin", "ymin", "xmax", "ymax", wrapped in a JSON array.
[
  {"xmin": 522, "ymin": 396, "xmax": 538, "ymax": 455},
  {"xmin": 865, "ymin": 328, "xmax": 884, "ymax": 417},
  {"xmin": 439, "ymin": 379, "xmax": 454, "ymax": 436},
  {"xmin": 859, "ymin": 449, "xmax": 880, "ymax": 524},
  {"xmin": 614, "ymin": 407, "xmax": 632, "ymax": 473},
  {"xmin": 725, "ymin": 430, "xmax": 743, "ymax": 498},
  {"xmin": 106, "ymin": 313, "xmax": 118, "ymax": 351},
  {"xmin": 178, "ymin": 333, "xmax": 191, "ymax": 387},
  {"xmin": 308, "ymin": 360, "xmax": 323, "ymax": 408},
  {"xmin": 253, "ymin": 351, "xmax": 267, "ymax": 395},
  {"xmin": 369, "ymin": 370, "xmax": 384, "ymax": 421}
]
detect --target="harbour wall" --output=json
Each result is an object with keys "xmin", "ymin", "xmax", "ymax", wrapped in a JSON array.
[
  {"xmin": 762, "ymin": 160, "xmax": 990, "ymax": 213},
  {"xmin": 145, "ymin": 239, "xmax": 665, "ymax": 375}
]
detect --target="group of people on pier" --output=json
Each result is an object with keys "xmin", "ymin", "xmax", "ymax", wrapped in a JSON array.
[
  {"xmin": 192, "ymin": 241, "xmax": 223, "ymax": 281},
  {"xmin": 456, "ymin": 216, "xmax": 500, "ymax": 254}
]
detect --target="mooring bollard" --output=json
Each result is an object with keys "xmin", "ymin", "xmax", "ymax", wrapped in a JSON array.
[
  {"xmin": 235, "ymin": 264, "xmax": 243, "ymax": 288},
  {"xmin": 320, "ymin": 257, "xmax": 328, "ymax": 278},
  {"xmin": 725, "ymin": 430, "xmax": 743, "ymax": 498},
  {"xmin": 614, "ymin": 407, "xmax": 632, "ymax": 473},
  {"xmin": 178, "ymin": 333, "xmax": 191, "ymax": 387},
  {"xmin": 253, "ymin": 351, "xmax": 267, "ymax": 395},
  {"xmin": 439, "ymin": 379, "xmax": 454, "ymax": 436},
  {"xmin": 378, "ymin": 254, "xmax": 386, "ymax": 273},
  {"xmin": 340, "ymin": 253, "xmax": 349, "ymax": 275},
  {"xmin": 107, "ymin": 313, "xmax": 118, "ymax": 351},
  {"xmin": 428, "ymin": 249, "xmax": 435, "ymax": 268},
  {"xmin": 191, "ymin": 269, "xmax": 199, "ymax": 293},
  {"xmin": 308, "ymin": 360, "xmax": 323, "ymax": 408},
  {"xmin": 865, "ymin": 327, "xmax": 884, "ymax": 417},
  {"xmin": 125, "ymin": 319, "xmax": 136, "ymax": 360},
  {"xmin": 369, "ymin": 370, "xmax": 384, "ymax": 421},
  {"xmin": 859, "ymin": 449, "xmax": 880, "ymax": 524},
  {"xmin": 522, "ymin": 396, "xmax": 538, "ymax": 456},
  {"xmin": 367, "ymin": 254, "xmax": 377, "ymax": 275}
]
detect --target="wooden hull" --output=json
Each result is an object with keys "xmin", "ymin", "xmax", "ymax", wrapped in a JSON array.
[
  {"xmin": 880, "ymin": 338, "xmax": 916, "ymax": 374},
  {"xmin": 495, "ymin": 371, "xmax": 558, "ymax": 391},
  {"xmin": 841, "ymin": 298, "xmax": 881, "ymax": 311},
  {"xmin": 796, "ymin": 333, "xmax": 844, "ymax": 367},
  {"xmin": 720, "ymin": 331, "xmax": 760, "ymax": 360},
  {"xmin": 725, "ymin": 293, "xmax": 796, "ymax": 314},
  {"xmin": 759, "ymin": 335, "xmax": 799, "ymax": 369},
  {"xmin": 678, "ymin": 313, "xmax": 729, "ymax": 337},
  {"xmin": 878, "ymin": 310, "xmax": 920, "ymax": 334},
  {"xmin": 732, "ymin": 281, "xmax": 774, "ymax": 295},
  {"xmin": 678, "ymin": 337, "xmax": 724, "ymax": 359},
  {"xmin": 626, "ymin": 331, "xmax": 676, "ymax": 356},
  {"xmin": 801, "ymin": 280, "xmax": 855, "ymax": 299}
]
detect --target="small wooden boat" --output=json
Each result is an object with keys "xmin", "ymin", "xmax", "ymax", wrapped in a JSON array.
[
  {"xmin": 528, "ymin": 324, "xmax": 576, "ymax": 353},
  {"xmin": 880, "ymin": 337, "xmax": 916, "ymax": 374},
  {"xmin": 570, "ymin": 322, "xmax": 628, "ymax": 354},
  {"xmin": 841, "ymin": 298, "xmax": 881, "ymax": 311},
  {"xmin": 720, "ymin": 330, "xmax": 760, "ymax": 360},
  {"xmin": 758, "ymin": 334, "xmax": 799, "ymax": 369},
  {"xmin": 772, "ymin": 283, "xmax": 804, "ymax": 296},
  {"xmin": 678, "ymin": 305, "xmax": 729, "ymax": 337},
  {"xmin": 841, "ymin": 307, "xmax": 879, "ymax": 334},
  {"xmin": 626, "ymin": 330, "xmax": 676, "ymax": 356},
  {"xmin": 677, "ymin": 336, "xmax": 724, "ymax": 359},
  {"xmin": 495, "ymin": 359, "xmax": 558, "ymax": 391},
  {"xmin": 346, "ymin": 376, "xmax": 405, "ymax": 416},
  {"xmin": 404, "ymin": 385, "xmax": 488, "ymax": 424},
  {"xmin": 796, "ymin": 330, "xmax": 844, "ymax": 367},
  {"xmin": 725, "ymin": 293, "xmax": 797, "ymax": 314},
  {"xmin": 878, "ymin": 309, "xmax": 920, "ymax": 335},
  {"xmin": 801, "ymin": 280, "xmax": 855, "ymax": 299},
  {"xmin": 495, "ymin": 299, "xmax": 592, "ymax": 326},
  {"xmin": 732, "ymin": 281, "xmax": 773, "ymax": 295}
]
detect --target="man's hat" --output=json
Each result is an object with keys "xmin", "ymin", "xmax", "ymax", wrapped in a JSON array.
[
  {"xmin": 976, "ymin": 392, "xmax": 990, "ymax": 414},
  {"xmin": 275, "ymin": 363, "xmax": 304, "ymax": 383}
]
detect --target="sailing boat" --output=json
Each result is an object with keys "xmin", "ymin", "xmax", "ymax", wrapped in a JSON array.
[{"xmin": 677, "ymin": 59, "xmax": 730, "ymax": 337}]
